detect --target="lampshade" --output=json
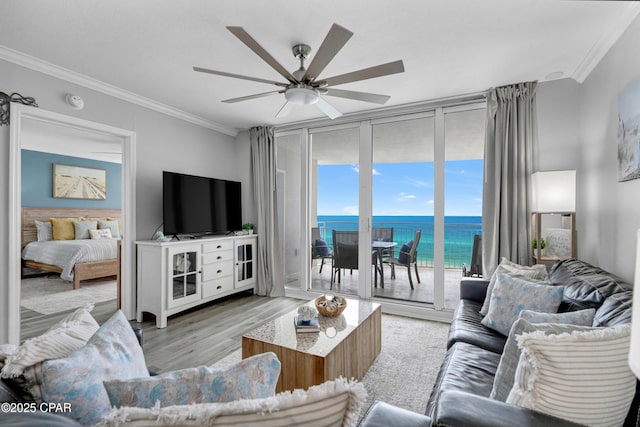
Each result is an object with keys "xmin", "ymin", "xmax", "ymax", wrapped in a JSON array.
[
  {"xmin": 531, "ymin": 170, "xmax": 576, "ymax": 212},
  {"xmin": 630, "ymin": 229, "xmax": 640, "ymax": 379},
  {"xmin": 285, "ymin": 87, "xmax": 319, "ymax": 105}
]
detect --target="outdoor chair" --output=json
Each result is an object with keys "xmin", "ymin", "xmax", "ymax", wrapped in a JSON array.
[
  {"xmin": 462, "ymin": 234, "xmax": 482, "ymax": 277},
  {"xmin": 311, "ymin": 227, "xmax": 333, "ymax": 274},
  {"xmin": 372, "ymin": 227, "xmax": 394, "ymax": 259},
  {"xmin": 331, "ymin": 230, "xmax": 382, "ymax": 289},
  {"xmin": 385, "ymin": 229, "xmax": 422, "ymax": 290}
]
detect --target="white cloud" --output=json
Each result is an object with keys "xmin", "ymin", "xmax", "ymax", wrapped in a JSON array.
[
  {"xmin": 398, "ymin": 192, "xmax": 417, "ymax": 199},
  {"xmin": 343, "ymin": 205, "xmax": 359, "ymax": 215},
  {"xmin": 426, "ymin": 199, "xmax": 434, "ymax": 205},
  {"xmin": 406, "ymin": 176, "xmax": 431, "ymax": 188},
  {"xmin": 372, "ymin": 168, "xmax": 381, "ymax": 176},
  {"xmin": 352, "ymin": 164, "xmax": 381, "ymax": 175}
]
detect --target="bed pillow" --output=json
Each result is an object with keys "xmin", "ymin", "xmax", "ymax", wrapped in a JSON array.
[
  {"xmin": 90, "ymin": 228, "xmax": 113, "ymax": 239},
  {"xmin": 103, "ymin": 352, "xmax": 280, "ymax": 408},
  {"xmin": 490, "ymin": 310, "xmax": 596, "ymax": 402},
  {"xmin": 507, "ymin": 323, "xmax": 635, "ymax": 427},
  {"xmin": 34, "ymin": 220, "xmax": 52, "ymax": 242},
  {"xmin": 0, "ymin": 304, "xmax": 99, "ymax": 378},
  {"xmin": 50, "ymin": 218, "xmax": 76, "ymax": 240},
  {"xmin": 480, "ymin": 258, "xmax": 547, "ymax": 315},
  {"xmin": 101, "ymin": 377, "xmax": 367, "ymax": 427},
  {"xmin": 40, "ymin": 310, "xmax": 149, "ymax": 425},
  {"xmin": 73, "ymin": 220, "xmax": 98, "ymax": 239},
  {"xmin": 480, "ymin": 272, "xmax": 563, "ymax": 335},
  {"xmin": 98, "ymin": 219, "xmax": 121, "ymax": 239}
]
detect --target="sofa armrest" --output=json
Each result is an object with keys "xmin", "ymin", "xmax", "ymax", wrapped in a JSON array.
[
  {"xmin": 433, "ymin": 390, "xmax": 584, "ymax": 427},
  {"xmin": 460, "ymin": 278, "xmax": 490, "ymax": 303},
  {"xmin": 358, "ymin": 401, "xmax": 431, "ymax": 427}
]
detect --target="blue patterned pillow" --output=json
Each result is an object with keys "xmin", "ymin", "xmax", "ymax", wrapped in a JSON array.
[
  {"xmin": 398, "ymin": 241, "xmax": 413, "ymax": 264},
  {"xmin": 490, "ymin": 309, "xmax": 596, "ymax": 401},
  {"xmin": 315, "ymin": 239, "xmax": 330, "ymax": 257},
  {"xmin": 103, "ymin": 352, "xmax": 281, "ymax": 408},
  {"xmin": 40, "ymin": 310, "xmax": 149, "ymax": 425},
  {"xmin": 480, "ymin": 272, "xmax": 564, "ymax": 335}
]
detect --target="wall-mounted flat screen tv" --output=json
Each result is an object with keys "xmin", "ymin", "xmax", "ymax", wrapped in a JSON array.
[{"xmin": 163, "ymin": 171, "xmax": 242, "ymax": 237}]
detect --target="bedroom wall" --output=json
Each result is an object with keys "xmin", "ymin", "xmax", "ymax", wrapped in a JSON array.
[
  {"xmin": 536, "ymin": 14, "xmax": 640, "ymax": 282},
  {"xmin": 0, "ymin": 59, "xmax": 252, "ymax": 343},
  {"xmin": 22, "ymin": 150, "xmax": 122, "ymax": 209}
]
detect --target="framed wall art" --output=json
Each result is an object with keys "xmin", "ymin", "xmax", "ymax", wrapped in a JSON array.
[
  {"xmin": 53, "ymin": 164, "xmax": 107, "ymax": 199},
  {"xmin": 618, "ymin": 74, "xmax": 640, "ymax": 182}
]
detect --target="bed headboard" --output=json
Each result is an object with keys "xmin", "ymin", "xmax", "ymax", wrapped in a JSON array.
[{"xmin": 22, "ymin": 207, "xmax": 122, "ymax": 247}]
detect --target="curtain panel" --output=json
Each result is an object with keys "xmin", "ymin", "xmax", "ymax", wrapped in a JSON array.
[
  {"xmin": 482, "ymin": 81, "xmax": 537, "ymax": 276},
  {"xmin": 249, "ymin": 126, "xmax": 285, "ymax": 297}
]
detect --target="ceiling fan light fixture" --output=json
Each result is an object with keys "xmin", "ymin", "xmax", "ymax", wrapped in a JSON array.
[{"xmin": 285, "ymin": 87, "xmax": 319, "ymax": 105}]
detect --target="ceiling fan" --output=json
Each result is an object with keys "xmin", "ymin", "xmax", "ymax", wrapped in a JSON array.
[{"xmin": 194, "ymin": 23, "xmax": 405, "ymax": 119}]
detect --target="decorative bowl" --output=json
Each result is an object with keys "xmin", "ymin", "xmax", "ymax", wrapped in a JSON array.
[{"xmin": 315, "ymin": 295, "xmax": 347, "ymax": 317}]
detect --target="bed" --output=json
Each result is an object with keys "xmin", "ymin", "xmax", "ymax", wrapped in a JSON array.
[{"xmin": 21, "ymin": 207, "xmax": 122, "ymax": 290}]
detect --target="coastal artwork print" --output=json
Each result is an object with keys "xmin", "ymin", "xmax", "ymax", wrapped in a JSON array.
[
  {"xmin": 618, "ymin": 74, "xmax": 640, "ymax": 181},
  {"xmin": 53, "ymin": 164, "xmax": 106, "ymax": 199}
]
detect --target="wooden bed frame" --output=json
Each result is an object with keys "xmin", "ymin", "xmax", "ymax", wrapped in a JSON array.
[{"xmin": 22, "ymin": 207, "xmax": 122, "ymax": 290}]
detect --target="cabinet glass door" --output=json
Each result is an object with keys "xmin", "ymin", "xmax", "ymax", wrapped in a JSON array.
[
  {"xmin": 168, "ymin": 249, "xmax": 200, "ymax": 307},
  {"xmin": 236, "ymin": 241, "xmax": 254, "ymax": 284}
]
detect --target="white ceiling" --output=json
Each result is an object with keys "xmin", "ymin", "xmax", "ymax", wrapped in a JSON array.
[{"xmin": 1, "ymin": 0, "xmax": 639, "ymax": 135}]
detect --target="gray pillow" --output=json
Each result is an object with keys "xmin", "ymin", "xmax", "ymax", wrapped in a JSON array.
[
  {"xmin": 98, "ymin": 219, "xmax": 120, "ymax": 239},
  {"xmin": 73, "ymin": 220, "xmax": 98, "ymax": 240},
  {"xmin": 490, "ymin": 310, "xmax": 596, "ymax": 402},
  {"xmin": 480, "ymin": 271, "xmax": 563, "ymax": 336},
  {"xmin": 35, "ymin": 220, "xmax": 52, "ymax": 242}
]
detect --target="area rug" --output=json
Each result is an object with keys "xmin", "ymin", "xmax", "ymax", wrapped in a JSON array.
[
  {"xmin": 211, "ymin": 313, "xmax": 449, "ymax": 418},
  {"xmin": 21, "ymin": 275, "xmax": 117, "ymax": 315}
]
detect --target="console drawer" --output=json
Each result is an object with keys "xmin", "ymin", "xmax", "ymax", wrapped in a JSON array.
[
  {"xmin": 202, "ymin": 276, "xmax": 234, "ymax": 298},
  {"xmin": 202, "ymin": 260, "xmax": 233, "ymax": 282},
  {"xmin": 202, "ymin": 250, "xmax": 233, "ymax": 265},
  {"xmin": 202, "ymin": 240, "xmax": 233, "ymax": 253}
]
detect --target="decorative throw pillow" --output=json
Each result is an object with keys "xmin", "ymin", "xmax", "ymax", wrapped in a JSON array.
[
  {"xmin": 34, "ymin": 220, "xmax": 52, "ymax": 242},
  {"xmin": 480, "ymin": 272, "xmax": 563, "ymax": 335},
  {"xmin": 1, "ymin": 304, "xmax": 98, "ymax": 378},
  {"xmin": 480, "ymin": 258, "xmax": 547, "ymax": 315},
  {"xmin": 98, "ymin": 219, "xmax": 121, "ymax": 239},
  {"xmin": 507, "ymin": 324, "xmax": 635, "ymax": 427},
  {"xmin": 40, "ymin": 310, "xmax": 149, "ymax": 425},
  {"xmin": 50, "ymin": 218, "xmax": 76, "ymax": 240},
  {"xmin": 101, "ymin": 377, "xmax": 367, "ymax": 427},
  {"xmin": 90, "ymin": 228, "xmax": 113, "ymax": 239},
  {"xmin": 73, "ymin": 219, "xmax": 98, "ymax": 239},
  {"xmin": 490, "ymin": 310, "xmax": 596, "ymax": 402},
  {"xmin": 398, "ymin": 241, "xmax": 413, "ymax": 264},
  {"xmin": 315, "ymin": 239, "xmax": 330, "ymax": 257},
  {"xmin": 104, "ymin": 352, "xmax": 281, "ymax": 408}
]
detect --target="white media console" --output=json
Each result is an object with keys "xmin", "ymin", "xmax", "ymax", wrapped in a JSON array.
[{"xmin": 135, "ymin": 234, "xmax": 257, "ymax": 328}]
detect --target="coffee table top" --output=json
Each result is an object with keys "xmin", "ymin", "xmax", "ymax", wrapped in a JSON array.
[{"xmin": 242, "ymin": 297, "xmax": 380, "ymax": 357}]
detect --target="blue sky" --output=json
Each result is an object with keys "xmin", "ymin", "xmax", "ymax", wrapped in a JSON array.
[{"xmin": 317, "ymin": 159, "xmax": 483, "ymax": 216}]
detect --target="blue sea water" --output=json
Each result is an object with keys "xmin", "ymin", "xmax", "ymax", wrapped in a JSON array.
[{"xmin": 317, "ymin": 215, "xmax": 482, "ymax": 268}]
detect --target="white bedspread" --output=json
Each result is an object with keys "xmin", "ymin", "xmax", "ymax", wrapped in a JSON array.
[{"xmin": 22, "ymin": 239, "xmax": 118, "ymax": 281}]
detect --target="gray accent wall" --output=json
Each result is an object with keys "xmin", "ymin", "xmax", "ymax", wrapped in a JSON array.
[{"xmin": 0, "ymin": 59, "xmax": 253, "ymax": 342}]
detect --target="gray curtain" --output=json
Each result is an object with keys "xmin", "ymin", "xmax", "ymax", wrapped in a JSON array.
[
  {"xmin": 250, "ymin": 126, "xmax": 285, "ymax": 297},
  {"xmin": 482, "ymin": 81, "xmax": 537, "ymax": 276}
]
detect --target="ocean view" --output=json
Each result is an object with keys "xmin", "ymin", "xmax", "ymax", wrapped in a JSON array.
[{"xmin": 317, "ymin": 215, "xmax": 482, "ymax": 268}]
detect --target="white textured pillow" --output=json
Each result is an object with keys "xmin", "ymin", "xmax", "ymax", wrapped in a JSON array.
[
  {"xmin": 90, "ymin": 228, "xmax": 113, "ymax": 239},
  {"xmin": 507, "ymin": 324, "xmax": 635, "ymax": 427},
  {"xmin": 34, "ymin": 220, "xmax": 52, "ymax": 242},
  {"xmin": 101, "ymin": 377, "xmax": 367, "ymax": 427},
  {"xmin": 481, "ymin": 258, "xmax": 547, "ymax": 316},
  {"xmin": 0, "ymin": 304, "xmax": 99, "ymax": 378}
]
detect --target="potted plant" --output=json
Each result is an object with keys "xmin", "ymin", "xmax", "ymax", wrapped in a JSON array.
[
  {"xmin": 242, "ymin": 223, "xmax": 255, "ymax": 234},
  {"xmin": 531, "ymin": 237, "xmax": 546, "ymax": 250}
]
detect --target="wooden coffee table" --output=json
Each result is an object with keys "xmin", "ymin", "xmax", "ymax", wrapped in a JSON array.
[{"xmin": 242, "ymin": 297, "xmax": 381, "ymax": 392}]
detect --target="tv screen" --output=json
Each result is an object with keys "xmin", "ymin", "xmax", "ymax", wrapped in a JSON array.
[{"xmin": 163, "ymin": 171, "xmax": 242, "ymax": 236}]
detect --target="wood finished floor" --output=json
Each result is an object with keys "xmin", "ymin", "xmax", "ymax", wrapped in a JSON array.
[{"xmin": 21, "ymin": 292, "xmax": 305, "ymax": 374}]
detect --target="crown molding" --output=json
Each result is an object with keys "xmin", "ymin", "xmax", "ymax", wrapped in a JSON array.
[
  {"xmin": 572, "ymin": 2, "xmax": 640, "ymax": 83},
  {"xmin": 0, "ymin": 45, "xmax": 238, "ymax": 137}
]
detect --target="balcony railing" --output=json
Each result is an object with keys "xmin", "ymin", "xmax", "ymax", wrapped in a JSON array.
[{"xmin": 316, "ymin": 220, "xmax": 481, "ymax": 269}]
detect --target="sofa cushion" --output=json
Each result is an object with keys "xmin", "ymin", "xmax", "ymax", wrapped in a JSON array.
[
  {"xmin": 447, "ymin": 299, "xmax": 506, "ymax": 354},
  {"xmin": 425, "ymin": 342, "xmax": 501, "ymax": 419},
  {"xmin": 547, "ymin": 258, "xmax": 632, "ymax": 311},
  {"xmin": 481, "ymin": 272, "xmax": 564, "ymax": 335},
  {"xmin": 507, "ymin": 323, "xmax": 635, "ymax": 427},
  {"xmin": 593, "ymin": 289, "xmax": 632, "ymax": 327}
]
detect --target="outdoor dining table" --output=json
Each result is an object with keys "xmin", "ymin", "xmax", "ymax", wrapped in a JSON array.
[{"xmin": 372, "ymin": 240, "xmax": 398, "ymax": 288}]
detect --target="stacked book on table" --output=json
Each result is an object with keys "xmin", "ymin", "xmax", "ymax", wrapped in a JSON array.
[{"xmin": 294, "ymin": 315, "xmax": 320, "ymax": 333}]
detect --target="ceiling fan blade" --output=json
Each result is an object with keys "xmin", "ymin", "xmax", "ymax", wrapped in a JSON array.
[
  {"xmin": 193, "ymin": 66, "xmax": 286, "ymax": 86},
  {"xmin": 325, "ymin": 88, "xmax": 390, "ymax": 105},
  {"xmin": 276, "ymin": 101, "xmax": 292, "ymax": 118},
  {"xmin": 320, "ymin": 60, "xmax": 405, "ymax": 87},
  {"xmin": 302, "ymin": 23, "xmax": 353, "ymax": 83},
  {"xmin": 226, "ymin": 26, "xmax": 298, "ymax": 84},
  {"xmin": 315, "ymin": 97, "xmax": 342, "ymax": 119},
  {"xmin": 222, "ymin": 90, "xmax": 282, "ymax": 103}
]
